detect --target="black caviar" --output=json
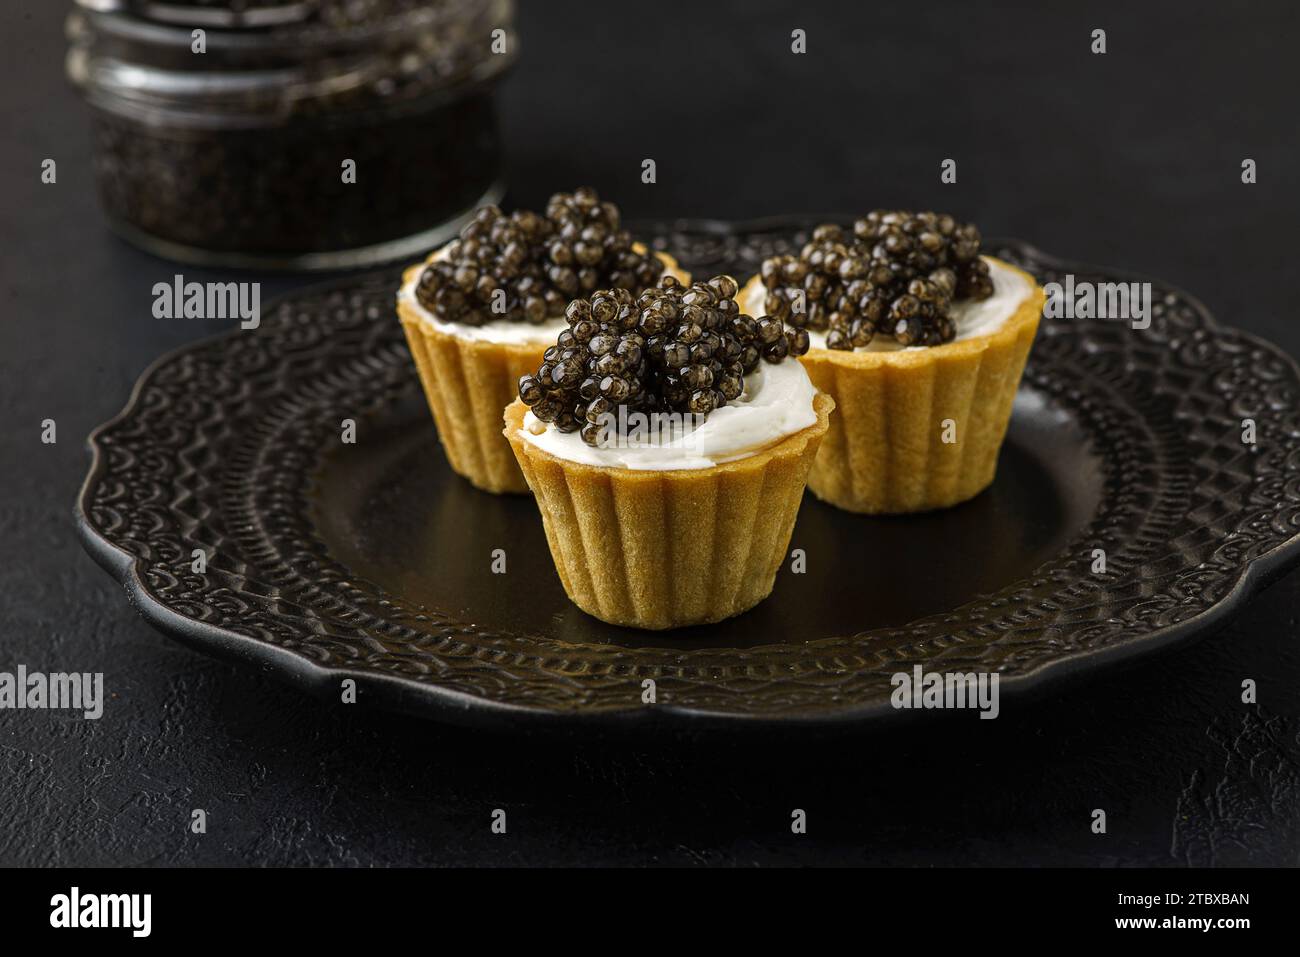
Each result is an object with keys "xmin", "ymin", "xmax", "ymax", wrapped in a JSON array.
[
  {"xmin": 92, "ymin": 93, "xmax": 499, "ymax": 259},
  {"xmin": 416, "ymin": 187, "xmax": 663, "ymax": 325},
  {"xmin": 517, "ymin": 274, "xmax": 811, "ymax": 445},
  {"xmin": 758, "ymin": 211, "xmax": 995, "ymax": 349}
]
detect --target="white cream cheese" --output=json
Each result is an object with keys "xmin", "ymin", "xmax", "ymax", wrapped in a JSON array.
[
  {"xmin": 518, "ymin": 357, "xmax": 818, "ymax": 471},
  {"xmin": 741, "ymin": 255, "xmax": 1031, "ymax": 352}
]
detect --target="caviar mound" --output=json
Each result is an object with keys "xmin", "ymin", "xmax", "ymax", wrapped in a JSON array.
[
  {"xmin": 503, "ymin": 392, "xmax": 834, "ymax": 630},
  {"xmin": 758, "ymin": 211, "xmax": 994, "ymax": 350},
  {"xmin": 517, "ymin": 274, "xmax": 810, "ymax": 446},
  {"xmin": 415, "ymin": 187, "xmax": 665, "ymax": 326}
]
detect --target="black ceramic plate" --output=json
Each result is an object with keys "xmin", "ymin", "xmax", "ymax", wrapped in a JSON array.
[{"xmin": 77, "ymin": 218, "xmax": 1300, "ymax": 728}]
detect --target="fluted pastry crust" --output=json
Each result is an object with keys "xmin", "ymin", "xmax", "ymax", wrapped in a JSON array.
[{"xmin": 503, "ymin": 391, "xmax": 833, "ymax": 629}]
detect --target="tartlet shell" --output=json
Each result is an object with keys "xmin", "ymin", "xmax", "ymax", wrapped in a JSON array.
[
  {"xmin": 503, "ymin": 390, "xmax": 834, "ymax": 629},
  {"xmin": 738, "ymin": 258, "xmax": 1045, "ymax": 513},
  {"xmin": 398, "ymin": 247, "xmax": 688, "ymax": 495}
]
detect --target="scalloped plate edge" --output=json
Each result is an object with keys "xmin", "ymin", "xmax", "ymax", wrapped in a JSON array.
[{"xmin": 74, "ymin": 224, "xmax": 1300, "ymax": 729}]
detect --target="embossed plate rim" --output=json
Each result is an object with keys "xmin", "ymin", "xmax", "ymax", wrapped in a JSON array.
[{"xmin": 76, "ymin": 220, "xmax": 1300, "ymax": 729}]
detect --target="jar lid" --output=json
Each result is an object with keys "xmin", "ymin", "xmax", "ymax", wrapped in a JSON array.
[{"xmin": 68, "ymin": 0, "xmax": 516, "ymax": 127}]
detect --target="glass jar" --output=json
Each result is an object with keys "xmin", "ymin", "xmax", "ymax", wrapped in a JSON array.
[{"xmin": 66, "ymin": 0, "xmax": 515, "ymax": 269}]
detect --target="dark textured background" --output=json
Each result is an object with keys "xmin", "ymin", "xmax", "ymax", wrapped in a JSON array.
[{"xmin": 2, "ymin": 0, "xmax": 1298, "ymax": 866}]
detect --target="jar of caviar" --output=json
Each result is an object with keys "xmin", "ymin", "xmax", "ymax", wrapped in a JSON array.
[{"xmin": 66, "ymin": 0, "xmax": 515, "ymax": 269}]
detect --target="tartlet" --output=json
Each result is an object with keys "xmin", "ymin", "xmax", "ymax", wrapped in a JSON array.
[
  {"xmin": 739, "ymin": 213, "xmax": 1045, "ymax": 514},
  {"xmin": 396, "ymin": 188, "xmax": 689, "ymax": 494},
  {"xmin": 505, "ymin": 275, "xmax": 831, "ymax": 630},
  {"xmin": 504, "ymin": 392, "xmax": 832, "ymax": 630}
]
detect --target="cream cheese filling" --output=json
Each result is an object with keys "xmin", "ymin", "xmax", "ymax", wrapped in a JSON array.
[{"xmin": 518, "ymin": 357, "xmax": 818, "ymax": 471}]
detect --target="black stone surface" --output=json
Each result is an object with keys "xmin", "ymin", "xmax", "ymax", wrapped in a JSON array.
[{"xmin": 2, "ymin": 0, "xmax": 1298, "ymax": 866}]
